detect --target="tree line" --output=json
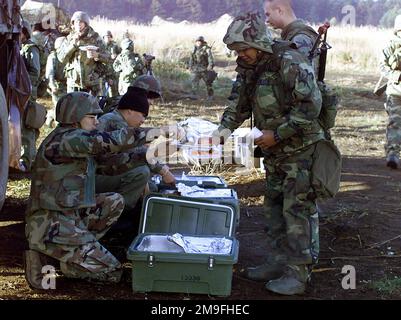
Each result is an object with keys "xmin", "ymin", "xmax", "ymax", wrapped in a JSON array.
[{"xmin": 29, "ymin": 0, "xmax": 401, "ymax": 27}]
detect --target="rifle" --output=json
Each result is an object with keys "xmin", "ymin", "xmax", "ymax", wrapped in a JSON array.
[
  {"xmin": 373, "ymin": 75, "xmax": 388, "ymax": 96},
  {"xmin": 309, "ymin": 22, "xmax": 331, "ymax": 82}
]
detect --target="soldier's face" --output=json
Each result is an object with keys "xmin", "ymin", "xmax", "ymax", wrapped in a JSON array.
[
  {"xmin": 195, "ymin": 41, "xmax": 203, "ymax": 47},
  {"xmin": 104, "ymin": 35, "xmax": 112, "ymax": 44},
  {"xmin": 124, "ymin": 110, "xmax": 146, "ymax": 128},
  {"xmin": 264, "ymin": 1, "xmax": 283, "ymax": 29},
  {"xmin": 73, "ymin": 20, "xmax": 86, "ymax": 33},
  {"xmin": 80, "ymin": 115, "xmax": 99, "ymax": 131},
  {"xmin": 237, "ymin": 48, "xmax": 260, "ymax": 65}
]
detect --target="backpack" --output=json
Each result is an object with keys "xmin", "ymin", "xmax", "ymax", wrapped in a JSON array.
[{"xmin": 270, "ymin": 41, "xmax": 339, "ymax": 134}]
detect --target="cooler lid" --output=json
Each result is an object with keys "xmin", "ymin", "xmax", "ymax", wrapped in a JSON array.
[{"xmin": 139, "ymin": 194, "xmax": 236, "ymax": 237}]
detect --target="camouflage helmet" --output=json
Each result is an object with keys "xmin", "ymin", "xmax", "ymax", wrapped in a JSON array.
[
  {"xmin": 21, "ymin": 20, "xmax": 32, "ymax": 39},
  {"xmin": 196, "ymin": 36, "xmax": 205, "ymax": 42},
  {"xmin": 131, "ymin": 75, "xmax": 162, "ymax": 99},
  {"xmin": 121, "ymin": 38, "xmax": 134, "ymax": 51},
  {"xmin": 56, "ymin": 92, "xmax": 103, "ymax": 124},
  {"xmin": 71, "ymin": 11, "xmax": 90, "ymax": 26},
  {"xmin": 104, "ymin": 30, "xmax": 113, "ymax": 38},
  {"xmin": 223, "ymin": 12, "xmax": 273, "ymax": 54},
  {"xmin": 54, "ymin": 36, "xmax": 66, "ymax": 50},
  {"xmin": 395, "ymin": 15, "xmax": 401, "ymax": 32}
]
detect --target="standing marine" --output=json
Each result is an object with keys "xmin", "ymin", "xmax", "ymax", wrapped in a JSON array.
[
  {"xmin": 380, "ymin": 15, "xmax": 401, "ymax": 169},
  {"xmin": 214, "ymin": 12, "xmax": 325, "ymax": 295},
  {"xmin": 113, "ymin": 38, "xmax": 146, "ymax": 95},
  {"xmin": 189, "ymin": 36, "xmax": 215, "ymax": 100}
]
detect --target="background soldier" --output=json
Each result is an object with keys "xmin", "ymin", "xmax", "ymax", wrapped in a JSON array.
[
  {"xmin": 57, "ymin": 11, "xmax": 111, "ymax": 96},
  {"xmin": 264, "ymin": 0, "xmax": 318, "ymax": 69},
  {"xmin": 24, "ymin": 92, "xmax": 143, "ymax": 289},
  {"xmin": 45, "ymin": 36, "xmax": 67, "ymax": 127},
  {"xmin": 113, "ymin": 38, "xmax": 146, "ymax": 95},
  {"xmin": 103, "ymin": 30, "xmax": 121, "ymax": 97},
  {"xmin": 214, "ymin": 12, "xmax": 324, "ymax": 295},
  {"xmin": 380, "ymin": 15, "xmax": 401, "ymax": 169},
  {"xmin": 20, "ymin": 21, "xmax": 41, "ymax": 172},
  {"xmin": 189, "ymin": 36, "xmax": 215, "ymax": 101}
]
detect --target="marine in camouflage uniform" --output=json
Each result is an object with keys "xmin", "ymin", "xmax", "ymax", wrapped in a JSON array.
[
  {"xmin": 103, "ymin": 31, "xmax": 121, "ymax": 97},
  {"xmin": 20, "ymin": 21, "xmax": 41, "ymax": 172},
  {"xmin": 113, "ymin": 38, "xmax": 145, "ymax": 95},
  {"xmin": 215, "ymin": 12, "xmax": 324, "ymax": 295},
  {"xmin": 96, "ymin": 87, "xmax": 175, "ymax": 233},
  {"xmin": 45, "ymin": 36, "xmax": 67, "ymax": 127},
  {"xmin": 189, "ymin": 36, "xmax": 215, "ymax": 100},
  {"xmin": 57, "ymin": 11, "xmax": 111, "ymax": 96},
  {"xmin": 380, "ymin": 15, "xmax": 401, "ymax": 169},
  {"xmin": 24, "ymin": 92, "xmax": 145, "ymax": 289}
]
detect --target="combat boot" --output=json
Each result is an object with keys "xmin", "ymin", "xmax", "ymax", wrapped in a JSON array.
[
  {"xmin": 265, "ymin": 265, "xmax": 309, "ymax": 296},
  {"xmin": 244, "ymin": 263, "xmax": 284, "ymax": 282},
  {"xmin": 386, "ymin": 154, "xmax": 400, "ymax": 169},
  {"xmin": 23, "ymin": 250, "xmax": 51, "ymax": 290},
  {"xmin": 60, "ymin": 262, "xmax": 123, "ymax": 284}
]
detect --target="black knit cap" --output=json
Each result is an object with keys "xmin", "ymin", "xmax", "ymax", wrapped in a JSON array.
[{"xmin": 118, "ymin": 87, "xmax": 150, "ymax": 116}]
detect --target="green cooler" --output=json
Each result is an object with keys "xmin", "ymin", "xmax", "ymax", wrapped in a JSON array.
[{"xmin": 127, "ymin": 193, "xmax": 239, "ymax": 296}]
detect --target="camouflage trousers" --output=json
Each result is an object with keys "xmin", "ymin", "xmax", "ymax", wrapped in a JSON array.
[
  {"xmin": 95, "ymin": 165, "xmax": 150, "ymax": 213},
  {"xmin": 384, "ymin": 95, "xmax": 401, "ymax": 157},
  {"xmin": 47, "ymin": 86, "xmax": 67, "ymax": 126},
  {"xmin": 191, "ymin": 71, "xmax": 214, "ymax": 97},
  {"xmin": 21, "ymin": 101, "xmax": 39, "ymax": 170},
  {"xmin": 263, "ymin": 145, "xmax": 319, "ymax": 267},
  {"xmin": 26, "ymin": 192, "xmax": 125, "ymax": 282}
]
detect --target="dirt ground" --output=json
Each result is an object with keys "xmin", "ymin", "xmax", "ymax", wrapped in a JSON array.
[{"xmin": 1, "ymin": 71, "xmax": 401, "ymax": 300}]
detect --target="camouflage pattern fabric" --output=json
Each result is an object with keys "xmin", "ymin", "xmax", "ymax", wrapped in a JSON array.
[
  {"xmin": 105, "ymin": 41, "xmax": 121, "ymax": 97},
  {"xmin": 21, "ymin": 40, "xmax": 41, "ymax": 170},
  {"xmin": 57, "ymin": 26, "xmax": 111, "ymax": 95},
  {"xmin": 189, "ymin": 43, "xmax": 215, "ymax": 97},
  {"xmin": 380, "ymin": 34, "xmax": 401, "ymax": 157},
  {"xmin": 97, "ymin": 110, "xmax": 163, "ymax": 174},
  {"xmin": 113, "ymin": 50, "xmax": 145, "ymax": 95},
  {"xmin": 26, "ymin": 192, "xmax": 124, "ymax": 282},
  {"xmin": 384, "ymin": 95, "xmax": 401, "ymax": 157},
  {"xmin": 26, "ymin": 112, "xmax": 142, "ymax": 281},
  {"xmin": 380, "ymin": 34, "xmax": 401, "ymax": 96},
  {"xmin": 280, "ymin": 19, "xmax": 319, "ymax": 73},
  {"xmin": 263, "ymin": 145, "xmax": 319, "ymax": 266},
  {"xmin": 191, "ymin": 71, "xmax": 214, "ymax": 97},
  {"xmin": 45, "ymin": 50, "xmax": 67, "ymax": 123},
  {"xmin": 218, "ymin": 12, "xmax": 324, "ymax": 276}
]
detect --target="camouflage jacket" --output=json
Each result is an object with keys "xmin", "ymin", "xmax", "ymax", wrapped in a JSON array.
[
  {"xmin": 97, "ymin": 110, "xmax": 163, "ymax": 174},
  {"xmin": 57, "ymin": 26, "xmax": 111, "ymax": 90},
  {"xmin": 113, "ymin": 50, "xmax": 145, "ymax": 84},
  {"xmin": 281, "ymin": 20, "xmax": 317, "ymax": 57},
  {"xmin": 106, "ymin": 41, "xmax": 122, "ymax": 60},
  {"xmin": 380, "ymin": 34, "xmax": 401, "ymax": 96},
  {"xmin": 21, "ymin": 40, "xmax": 41, "ymax": 100},
  {"xmin": 218, "ymin": 45, "xmax": 324, "ymax": 159},
  {"xmin": 189, "ymin": 44, "xmax": 214, "ymax": 72},
  {"xmin": 45, "ymin": 51, "xmax": 67, "ymax": 94},
  {"xmin": 26, "ymin": 126, "xmax": 140, "ymax": 215}
]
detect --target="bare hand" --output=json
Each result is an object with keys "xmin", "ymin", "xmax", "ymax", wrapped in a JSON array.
[
  {"xmin": 254, "ymin": 130, "xmax": 277, "ymax": 150},
  {"xmin": 160, "ymin": 166, "xmax": 176, "ymax": 185}
]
